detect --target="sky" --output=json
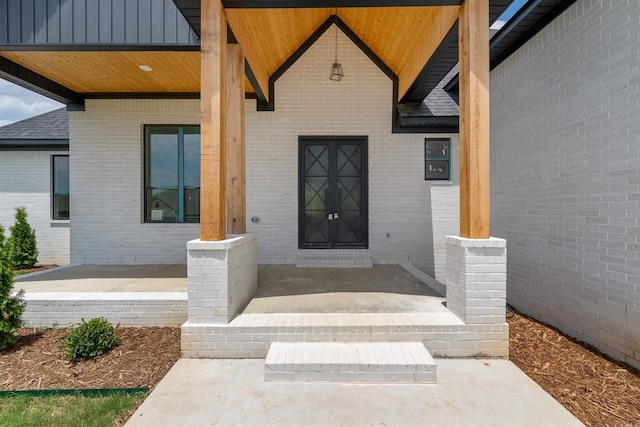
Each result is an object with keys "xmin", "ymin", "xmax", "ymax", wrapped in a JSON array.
[
  {"xmin": 0, "ymin": 79, "xmax": 63, "ymax": 127},
  {"xmin": 0, "ymin": 0, "xmax": 529, "ymax": 127}
]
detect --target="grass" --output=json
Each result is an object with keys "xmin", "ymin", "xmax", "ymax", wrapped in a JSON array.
[{"xmin": 0, "ymin": 391, "xmax": 146, "ymax": 427}]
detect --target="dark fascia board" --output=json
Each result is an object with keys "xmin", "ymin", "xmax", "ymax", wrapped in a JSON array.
[
  {"xmin": 0, "ymin": 56, "xmax": 84, "ymax": 106},
  {"xmin": 82, "ymin": 93, "xmax": 200, "ymax": 99},
  {"xmin": 445, "ymin": 0, "xmax": 577, "ymax": 92},
  {"xmin": 256, "ymin": 15, "xmax": 396, "ymax": 111},
  {"xmin": 245, "ymin": 61, "xmax": 267, "ymax": 105},
  {"xmin": 0, "ymin": 140, "xmax": 69, "ymax": 151},
  {"xmin": 394, "ymin": 101, "xmax": 459, "ymax": 133},
  {"xmin": 0, "ymin": 44, "xmax": 199, "ymax": 52},
  {"xmin": 490, "ymin": 0, "xmax": 578, "ymax": 69},
  {"xmin": 395, "ymin": 121, "xmax": 459, "ymax": 134}
]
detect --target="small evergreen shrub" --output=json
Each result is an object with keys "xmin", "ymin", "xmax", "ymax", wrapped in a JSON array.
[
  {"xmin": 57, "ymin": 317, "xmax": 119, "ymax": 361},
  {"xmin": 9, "ymin": 207, "xmax": 38, "ymax": 269},
  {"xmin": 0, "ymin": 224, "xmax": 25, "ymax": 350}
]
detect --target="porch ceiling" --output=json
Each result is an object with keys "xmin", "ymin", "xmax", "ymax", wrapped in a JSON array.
[
  {"xmin": 0, "ymin": 51, "xmax": 201, "ymax": 94},
  {"xmin": 0, "ymin": 6, "xmax": 457, "ymax": 100},
  {"xmin": 226, "ymin": 7, "xmax": 459, "ymax": 100}
]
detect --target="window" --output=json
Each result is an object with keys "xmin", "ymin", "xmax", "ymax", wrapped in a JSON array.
[
  {"xmin": 52, "ymin": 155, "xmax": 70, "ymax": 220},
  {"xmin": 144, "ymin": 126, "xmax": 200, "ymax": 223},
  {"xmin": 424, "ymin": 138, "xmax": 450, "ymax": 180}
]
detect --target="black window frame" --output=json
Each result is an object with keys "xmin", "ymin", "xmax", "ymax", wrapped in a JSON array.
[
  {"xmin": 143, "ymin": 125, "xmax": 201, "ymax": 224},
  {"xmin": 424, "ymin": 138, "xmax": 451, "ymax": 181},
  {"xmin": 51, "ymin": 154, "xmax": 70, "ymax": 220}
]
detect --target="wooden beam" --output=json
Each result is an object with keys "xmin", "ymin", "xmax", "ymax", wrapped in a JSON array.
[
  {"xmin": 397, "ymin": 6, "xmax": 459, "ymax": 101},
  {"xmin": 200, "ymin": 0, "xmax": 227, "ymax": 241},
  {"xmin": 459, "ymin": 0, "xmax": 490, "ymax": 239},
  {"xmin": 226, "ymin": 43, "xmax": 246, "ymax": 234},
  {"xmin": 225, "ymin": 9, "xmax": 270, "ymax": 102}
]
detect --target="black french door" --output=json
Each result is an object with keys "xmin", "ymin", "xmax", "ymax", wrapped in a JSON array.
[{"xmin": 299, "ymin": 137, "xmax": 368, "ymax": 249}]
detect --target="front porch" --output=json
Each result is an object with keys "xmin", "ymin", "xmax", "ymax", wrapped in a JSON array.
[{"xmin": 13, "ymin": 261, "xmax": 508, "ymax": 359}]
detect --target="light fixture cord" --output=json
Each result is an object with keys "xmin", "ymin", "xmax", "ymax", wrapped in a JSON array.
[{"xmin": 334, "ymin": 10, "xmax": 338, "ymax": 63}]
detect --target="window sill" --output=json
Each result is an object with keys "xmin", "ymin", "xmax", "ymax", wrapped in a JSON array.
[
  {"xmin": 424, "ymin": 180, "xmax": 454, "ymax": 186},
  {"xmin": 50, "ymin": 219, "xmax": 70, "ymax": 227},
  {"xmin": 142, "ymin": 222, "xmax": 200, "ymax": 227}
]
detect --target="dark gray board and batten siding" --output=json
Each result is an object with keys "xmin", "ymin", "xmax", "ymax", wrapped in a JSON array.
[{"xmin": 0, "ymin": 0, "xmax": 199, "ymax": 46}]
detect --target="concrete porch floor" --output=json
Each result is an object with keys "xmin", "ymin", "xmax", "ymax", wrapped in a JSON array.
[
  {"xmin": 14, "ymin": 264, "xmax": 187, "ymax": 293},
  {"xmin": 15, "ymin": 263, "xmax": 445, "ymax": 315}
]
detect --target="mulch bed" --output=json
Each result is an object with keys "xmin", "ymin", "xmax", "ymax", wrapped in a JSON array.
[
  {"xmin": 0, "ymin": 327, "xmax": 180, "ymax": 391},
  {"xmin": 13, "ymin": 264, "xmax": 59, "ymax": 275},
  {"xmin": 508, "ymin": 311, "xmax": 640, "ymax": 427}
]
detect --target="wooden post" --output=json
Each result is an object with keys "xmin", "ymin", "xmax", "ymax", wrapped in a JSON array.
[
  {"xmin": 459, "ymin": 0, "xmax": 490, "ymax": 239},
  {"xmin": 226, "ymin": 43, "xmax": 246, "ymax": 234},
  {"xmin": 200, "ymin": 0, "xmax": 227, "ymax": 241}
]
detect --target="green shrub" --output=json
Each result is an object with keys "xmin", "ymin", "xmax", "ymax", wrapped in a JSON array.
[
  {"xmin": 0, "ymin": 224, "xmax": 25, "ymax": 350},
  {"xmin": 57, "ymin": 317, "xmax": 119, "ymax": 361},
  {"xmin": 9, "ymin": 207, "xmax": 38, "ymax": 269}
]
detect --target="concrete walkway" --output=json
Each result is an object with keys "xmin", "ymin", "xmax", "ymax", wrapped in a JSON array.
[{"xmin": 126, "ymin": 358, "xmax": 584, "ymax": 427}]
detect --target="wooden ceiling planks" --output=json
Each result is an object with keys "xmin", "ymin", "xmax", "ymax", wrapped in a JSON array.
[
  {"xmin": 231, "ymin": 7, "xmax": 456, "ymax": 100},
  {"xmin": 1, "ymin": 7, "xmax": 456, "ymax": 99},
  {"xmin": 339, "ymin": 6, "xmax": 459, "ymax": 99},
  {"xmin": 0, "ymin": 51, "xmax": 201, "ymax": 93},
  {"xmin": 227, "ymin": 8, "xmax": 331, "ymax": 99},
  {"xmin": 396, "ymin": 6, "xmax": 459, "ymax": 98}
]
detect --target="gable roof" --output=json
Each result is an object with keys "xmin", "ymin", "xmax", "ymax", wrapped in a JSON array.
[{"xmin": 0, "ymin": 108, "xmax": 69, "ymax": 150}]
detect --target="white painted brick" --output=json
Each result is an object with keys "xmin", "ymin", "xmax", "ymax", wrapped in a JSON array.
[
  {"xmin": 0, "ymin": 150, "xmax": 70, "ymax": 265},
  {"xmin": 491, "ymin": 0, "xmax": 640, "ymax": 368}
]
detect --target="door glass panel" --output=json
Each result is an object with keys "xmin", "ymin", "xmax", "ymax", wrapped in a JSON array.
[
  {"xmin": 305, "ymin": 144, "xmax": 329, "ymax": 176},
  {"xmin": 303, "ymin": 177, "xmax": 330, "ymax": 244},
  {"xmin": 336, "ymin": 144, "xmax": 361, "ymax": 177}
]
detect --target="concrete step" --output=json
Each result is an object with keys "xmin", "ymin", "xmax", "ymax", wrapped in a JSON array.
[
  {"xmin": 296, "ymin": 250, "xmax": 373, "ymax": 268},
  {"xmin": 264, "ymin": 342, "xmax": 437, "ymax": 383}
]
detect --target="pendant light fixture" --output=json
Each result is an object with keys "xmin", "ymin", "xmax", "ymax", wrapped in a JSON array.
[{"xmin": 329, "ymin": 11, "xmax": 343, "ymax": 81}]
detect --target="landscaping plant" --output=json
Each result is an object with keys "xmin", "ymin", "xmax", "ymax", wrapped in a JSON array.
[
  {"xmin": 9, "ymin": 207, "xmax": 38, "ymax": 269},
  {"xmin": 0, "ymin": 224, "xmax": 25, "ymax": 350},
  {"xmin": 58, "ymin": 317, "xmax": 120, "ymax": 361}
]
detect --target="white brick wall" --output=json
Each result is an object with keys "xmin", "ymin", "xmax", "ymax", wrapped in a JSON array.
[
  {"xmin": 246, "ymin": 25, "xmax": 459, "ymax": 281},
  {"xmin": 187, "ymin": 234, "xmax": 257, "ymax": 324},
  {"xmin": 491, "ymin": 0, "xmax": 640, "ymax": 368},
  {"xmin": 0, "ymin": 151, "xmax": 70, "ymax": 265},
  {"xmin": 22, "ymin": 292, "xmax": 187, "ymax": 327},
  {"xmin": 69, "ymin": 27, "xmax": 460, "ymax": 282},
  {"xmin": 446, "ymin": 237, "xmax": 507, "ymax": 325},
  {"xmin": 69, "ymin": 99, "xmax": 200, "ymax": 264}
]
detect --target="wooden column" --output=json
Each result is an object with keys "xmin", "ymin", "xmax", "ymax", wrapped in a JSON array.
[
  {"xmin": 459, "ymin": 0, "xmax": 490, "ymax": 239},
  {"xmin": 200, "ymin": 0, "xmax": 227, "ymax": 241},
  {"xmin": 226, "ymin": 43, "xmax": 246, "ymax": 234}
]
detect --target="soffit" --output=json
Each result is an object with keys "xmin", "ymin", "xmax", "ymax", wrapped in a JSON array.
[{"xmin": 0, "ymin": 51, "xmax": 200, "ymax": 93}]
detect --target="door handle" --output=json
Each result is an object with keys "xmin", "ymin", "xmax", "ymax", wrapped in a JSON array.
[{"xmin": 328, "ymin": 213, "xmax": 334, "ymax": 220}]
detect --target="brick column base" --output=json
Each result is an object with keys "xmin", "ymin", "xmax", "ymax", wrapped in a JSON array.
[
  {"xmin": 446, "ymin": 236, "xmax": 506, "ymax": 324},
  {"xmin": 186, "ymin": 234, "xmax": 257, "ymax": 324}
]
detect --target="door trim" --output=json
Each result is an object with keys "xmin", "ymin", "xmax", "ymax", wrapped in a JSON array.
[{"xmin": 298, "ymin": 136, "xmax": 368, "ymax": 249}]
